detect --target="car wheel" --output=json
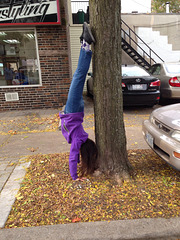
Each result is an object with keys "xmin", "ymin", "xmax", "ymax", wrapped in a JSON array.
[
  {"xmin": 87, "ymin": 81, "xmax": 92, "ymax": 97},
  {"xmin": 159, "ymin": 97, "xmax": 167, "ymax": 106}
]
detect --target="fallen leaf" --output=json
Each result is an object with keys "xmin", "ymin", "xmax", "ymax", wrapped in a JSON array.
[{"xmin": 72, "ymin": 217, "xmax": 81, "ymax": 223}]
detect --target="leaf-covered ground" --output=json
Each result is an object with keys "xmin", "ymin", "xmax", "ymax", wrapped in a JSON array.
[
  {"xmin": 5, "ymin": 149, "xmax": 180, "ymax": 228},
  {"xmin": 0, "ymin": 113, "xmax": 60, "ymax": 135},
  {"xmin": 0, "ymin": 109, "xmax": 149, "ymax": 135}
]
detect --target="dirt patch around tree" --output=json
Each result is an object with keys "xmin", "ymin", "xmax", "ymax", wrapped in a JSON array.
[{"xmin": 5, "ymin": 149, "xmax": 180, "ymax": 228}]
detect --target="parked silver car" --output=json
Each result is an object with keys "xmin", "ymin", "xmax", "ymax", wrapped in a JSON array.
[
  {"xmin": 142, "ymin": 103, "xmax": 180, "ymax": 170},
  {"xmin": 149, "ymin": 62, "xmax": 180, "ymax": 100}
]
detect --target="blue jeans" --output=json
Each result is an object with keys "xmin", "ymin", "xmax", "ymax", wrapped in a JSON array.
[{"xmin": 65, "ymin": 48, "xmax": 92, "ymax": 114}]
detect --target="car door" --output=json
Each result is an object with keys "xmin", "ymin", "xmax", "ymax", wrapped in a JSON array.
[{"xmin": 149, "ymin": 64, "xmax": 166, "ymax": 96}]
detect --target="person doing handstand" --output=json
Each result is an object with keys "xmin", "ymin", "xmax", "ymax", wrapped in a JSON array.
[{"xmin": 59, "ymin": 22, "xmax": 98, "ymax": 181}]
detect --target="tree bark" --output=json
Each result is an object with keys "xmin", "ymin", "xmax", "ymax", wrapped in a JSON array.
[{"xmin": 89, "ymin": 0, "xmax": 132, "ymax": 180}]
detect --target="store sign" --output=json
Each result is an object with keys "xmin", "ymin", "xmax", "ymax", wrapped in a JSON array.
[{"xmin": 0, "ymin": 0, "xmax": 60, "ymax": 25}]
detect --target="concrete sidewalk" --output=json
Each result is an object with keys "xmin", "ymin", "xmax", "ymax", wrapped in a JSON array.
[
  {"xmin": 0, "ymin": 217, "xmax": 180, "ymax": 240},
  {"xmin": 0, "ymin": 101, "xmax": 179, "ymax": 239}
]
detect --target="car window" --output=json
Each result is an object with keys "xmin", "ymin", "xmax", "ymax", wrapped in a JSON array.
[
  {"xmin": 149, "ymin": 65, "xmax": 161, "ymax": 75},
  {"xmin": 165, "ymin": 64, "xmax": 180, "ymax": 74},
  {"xmin": 148, "ymin": 66, "xmax": 154, "ymax": 74},
  {"xmin": 122, "ymin": 66, "xmax": 150, "ymax": 77}
]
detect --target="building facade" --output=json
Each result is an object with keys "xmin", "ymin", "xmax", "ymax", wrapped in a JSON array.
[
  {"xmin": 0, "ymin": 0, "xmax": 70, "ymax": 111},
  {"xmin": 68, "ymin": 1, "xmax": 180, "ymax": 77}
]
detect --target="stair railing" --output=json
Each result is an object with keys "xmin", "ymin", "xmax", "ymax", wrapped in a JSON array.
[{"xmin": 121, "ymin": 19, "xmax": 164, "ymax": 66}]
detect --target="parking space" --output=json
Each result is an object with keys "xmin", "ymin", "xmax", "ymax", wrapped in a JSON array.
[{"xmin": 84, "ymin": 96, "xmax": 180, "ymax": 149}]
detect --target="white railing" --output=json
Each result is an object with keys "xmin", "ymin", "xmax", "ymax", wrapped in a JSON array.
[{"xmin": 71, "ymin": 1, "xmax": 89, "ymax": 13}]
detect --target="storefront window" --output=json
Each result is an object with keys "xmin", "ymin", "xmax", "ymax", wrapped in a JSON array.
[{"xmin": 0, "ymin": 29, "xmax": 40, "ymax": 87}]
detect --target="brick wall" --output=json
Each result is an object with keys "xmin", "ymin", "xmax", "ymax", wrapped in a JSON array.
[{"xmin": 0, "ymin": 8, "xmax": 70, "ymax": 111}]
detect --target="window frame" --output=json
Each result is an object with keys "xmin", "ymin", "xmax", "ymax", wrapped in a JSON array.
[{"xmin": 0, "ymin": 27, "xmax": 42, "ymax": 88}]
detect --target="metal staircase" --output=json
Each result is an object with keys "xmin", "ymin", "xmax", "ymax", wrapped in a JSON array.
[{"xmin": 121, "ymin": 19, "xmax": 164, "ymax": 70}]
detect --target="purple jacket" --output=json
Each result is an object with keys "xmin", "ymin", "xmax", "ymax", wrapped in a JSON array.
[{"xmin": 59, "ymin": 112, "xmax": 88, "ymax": 180}]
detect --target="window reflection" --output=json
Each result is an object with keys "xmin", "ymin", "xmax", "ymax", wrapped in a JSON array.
[{"xmin": 0, "ymin": 29, "xmax": 40, "ymax": 86}]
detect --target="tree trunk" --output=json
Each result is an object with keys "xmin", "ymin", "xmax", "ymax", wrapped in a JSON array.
[{"xmin": 89, "ymin": 0, "xmax": 132, "ymax": 181}]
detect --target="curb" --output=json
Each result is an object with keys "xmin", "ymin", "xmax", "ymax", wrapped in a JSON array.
[
  {"xmin": 0, "ymin": 217, "xmax": 180, "ymax": 240},
  {"xmin": 0, "ymin": 160, "xmax": 31, "ymax": 228}
]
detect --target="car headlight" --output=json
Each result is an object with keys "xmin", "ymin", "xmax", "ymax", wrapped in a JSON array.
[{"xmin": 171, "ymin": 130, "xmax": 180, "ymax": 142}]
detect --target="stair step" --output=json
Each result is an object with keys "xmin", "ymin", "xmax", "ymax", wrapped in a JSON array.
[
  {"xmin": 132, "ymin": 56, "xmax": 139, "ymax": 60},
  {"xmin": 136, "ymin": 59, "xmax": 143, "ymax": 62},
  {"xmin": 130, "ymin": 54, "xmax": 137, "ymax": 58}
]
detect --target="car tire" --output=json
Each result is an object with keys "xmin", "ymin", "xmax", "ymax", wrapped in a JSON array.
[
  {"xmin": 159, "ymin": 97, "xmax": 167, "ymax": 106},
  {"xmin": 87, "ymin": 81, "xmax": 93, "ymax": 97}
]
